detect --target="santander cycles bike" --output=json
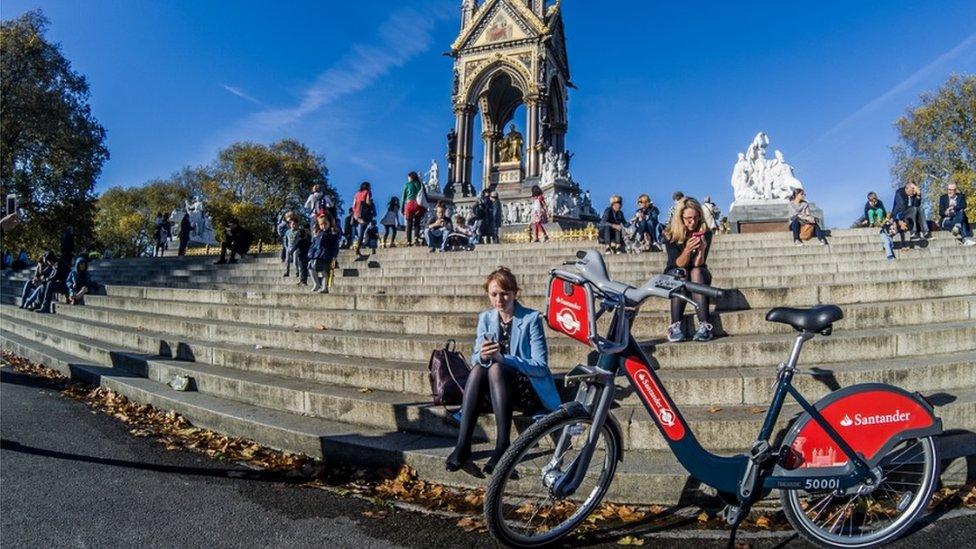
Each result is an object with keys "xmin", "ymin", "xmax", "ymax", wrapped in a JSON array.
[{"xmin": 483, "ymin": 250, "xmax": 943, "ymax": 548}]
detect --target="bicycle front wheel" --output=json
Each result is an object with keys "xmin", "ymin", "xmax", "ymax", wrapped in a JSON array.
[
  {"xmin": 781, "ymin": 435, "xmax": 939, "ymax": 548},
  {"xmin": 484, "ymin": 407, "xmax": 620, "ymax": 548}
]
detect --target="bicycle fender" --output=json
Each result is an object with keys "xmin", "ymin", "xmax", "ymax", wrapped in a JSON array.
[
  {"xmin": 773, "ymin": 383, "xmax": 942, "ymax": 476},
  {"xmin": 561, "ymin": 401, "xmax": 625, "ymax": 463}
]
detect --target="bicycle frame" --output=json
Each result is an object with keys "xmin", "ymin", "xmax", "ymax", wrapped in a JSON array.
[{"xmin": 552, "ymin": 313, "xmax": 883, "ymax": 502}]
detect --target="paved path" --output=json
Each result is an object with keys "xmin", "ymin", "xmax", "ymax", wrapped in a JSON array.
[{"xmin": 2, "ymin": 366, "xmax": 973, "ymax": 549}]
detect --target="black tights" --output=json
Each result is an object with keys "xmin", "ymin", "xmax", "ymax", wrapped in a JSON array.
[
  {"xmin": 406, "ymin": 216, "xmax": 422, "ymax": 243},
  {"xmin": 453, "ymin": 363, "xmax": 514, "ymax": 458},
  {"xmin": 670, "ymin": 267, "xmax": 711, "ymax": 323},
  {"xmin": 382, "ymin": 225, "xmax": 397, "ymax": 244}
]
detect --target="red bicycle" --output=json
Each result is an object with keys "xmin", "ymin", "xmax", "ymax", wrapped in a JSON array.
[{"xmin": 483, "ymin": 250, "xmax": 942, "ymax": 548}]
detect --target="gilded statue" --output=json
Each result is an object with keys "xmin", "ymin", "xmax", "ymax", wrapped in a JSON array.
[{"xmin": 497, "ymin": 124, "xmax": 524, "ymax": 163}]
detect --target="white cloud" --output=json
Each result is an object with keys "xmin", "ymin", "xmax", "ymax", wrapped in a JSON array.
[
  {"xmin": 803, "ymin": 33, "xmax": 976, "ymax": 152},
  {"xmin": 222, "ymin": 84, "xmax": 262, "ymax": 105}
]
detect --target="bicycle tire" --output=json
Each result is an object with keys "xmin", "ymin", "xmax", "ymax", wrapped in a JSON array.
[
  {"xmin": 484, "ymin": 406, "xmax": 620, "ymax": 548},
  {"xmin": 780, "ymin": 435, "xmax": 939, "ymax": 548}
]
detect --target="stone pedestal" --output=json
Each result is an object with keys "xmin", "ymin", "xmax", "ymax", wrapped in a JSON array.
[
  {"xmin": 491, "ymin": 161, "xmax": 524, "ymax": 194},
  {"xmin": 728, "ymin": 200, "xmax": 824, "ymax": 234}
]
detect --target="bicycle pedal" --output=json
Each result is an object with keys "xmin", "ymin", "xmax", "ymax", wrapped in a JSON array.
[{"xmin": 719, "ymin": 504, "xmax": 744, "ymax": 526}]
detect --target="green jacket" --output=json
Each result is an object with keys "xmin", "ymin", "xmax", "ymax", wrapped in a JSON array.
[{"xmin": 402, "ymin": 179, "xmax": 422, "ymax": 206}]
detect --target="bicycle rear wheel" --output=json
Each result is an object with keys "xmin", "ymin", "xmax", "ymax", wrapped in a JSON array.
[
  {"xmin": 781, "ymin": 435, "xmax": 939, "ymax": 548},
  {"xmin": 484, "ymin": 407, "xmax": 620, "ymax": 548}
]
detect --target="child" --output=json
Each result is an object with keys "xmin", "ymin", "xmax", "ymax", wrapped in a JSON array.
[
  {"xmin": 447, "ymin": 215, "xmax": 477, "ymax": 251},
  {"xmin": 308, "ymin": 215, "xmax": 341, "ymax": 293},
  {"xmin": 879, "ymin": 216, "xmax": 899, "ymax": 261},
  {"xmin": 530, "ymin": 185, "xmax": 550, "ymax": 242},
  {"xmin": 65, "ymin": 256, "xmax": 91, "ymax": 305},
  {"xmin": 364, "ymin": 221, "xmax": 379, "ymax": 256},
  {"xmin": 20, "ymin": 252, "xmax": 57, "ymax": 311},
  {"xmin": 303, "ymin": 184, "xmax": 324, "ymax": 232},
  {"xmin": 292, "ymin": 227, "xmax": 311, "ymax": 285},
  {"xmin": 380, "ymin": 196, "xmax": 402, "ymax": 248},
  {"xmin": 282, "ymin": 217, "xmax": 299, "ymax": 277}
]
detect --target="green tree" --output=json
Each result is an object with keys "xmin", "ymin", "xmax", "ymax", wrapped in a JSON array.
[
  {"xmin": 95, "ymin": 179, "xmax": 191, "ymax": 258},
  {"xmin": 206, "ymin": 139, "xmax": 337, "ymax": 243},
  {"xmin": 891, "ymin": 73, "xmax": 976, "ymax": 220},
  {"xmin": 1, "ymin": 10, "xmax": 108, "ymax": 255}
]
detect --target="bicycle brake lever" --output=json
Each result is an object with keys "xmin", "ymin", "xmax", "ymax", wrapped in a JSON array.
[{"xmin": 669, "ymin": 290, "xmax": 700, "ymax": 312}]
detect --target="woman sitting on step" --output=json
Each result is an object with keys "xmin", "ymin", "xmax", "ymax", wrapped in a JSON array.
[
  {"xmin": 446, "ymin": 267, "xmax": 562, "ymax": 475},
  {"xmin": 662, "ymin": 198, "xmax": 715, "ymax": 342}
]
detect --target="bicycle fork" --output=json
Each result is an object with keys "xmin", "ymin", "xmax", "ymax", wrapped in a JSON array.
[{"xmin": 549, "ymin": 353, "xmax": 619, "ymax": 499}]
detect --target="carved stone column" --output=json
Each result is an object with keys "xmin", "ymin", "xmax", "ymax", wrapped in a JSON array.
[
  {"xmin": 525, "ymin": 99, "xmax": 540, "ymax": 177},
  {"xmin": 482, "ymin": 129, "xmax": 500, "ymax": 189},
  {"xmin": 454, "ymin": 104, "xmax": 476, "ymax": 197}
]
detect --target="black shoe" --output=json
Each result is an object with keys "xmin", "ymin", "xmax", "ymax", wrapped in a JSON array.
[
  {"xmin": 228, "ymin": 258, "xmax": 238, "ymax": 264},
  {"xmin": 483, "ymin": 450, "xmax": 506, "ymax": 475},
  {"xmin": 445, "ymin": 447, "xmax": 469, "ymax": 472}
]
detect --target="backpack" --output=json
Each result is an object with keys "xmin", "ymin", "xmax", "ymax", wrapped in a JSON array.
[
  {"xmin": 427, "ymin": 339, "xmax": 470, "ymax": 406},
  {"xmin": 472, "ymin": 201, "xmax": 485, "ymax": 221}
]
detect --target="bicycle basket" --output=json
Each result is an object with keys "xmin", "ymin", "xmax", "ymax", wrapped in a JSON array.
[{"xmin": 546, "ymin": 272, "xmax": 596, "ymax": 347}]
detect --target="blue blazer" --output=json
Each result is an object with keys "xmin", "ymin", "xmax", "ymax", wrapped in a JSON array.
[{"xmin": 471, "ymin": 302, "xmax": 562, "ymax": 411}]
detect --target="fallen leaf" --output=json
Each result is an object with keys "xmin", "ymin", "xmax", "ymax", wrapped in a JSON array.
[
  {"xmin": 754, "ymin": 515, "xmax": 771, "ymax": 529},
  {"xmin": 707, "ymin": 406, "xmax": 722, "ymax": 414},
  {"xmin": 456, "ymin": 516, "xmax": 487, "ymax": 532},
  {"xmin": 362, "ymin": 510, "xmax": 388, "ymax": 519},
  {"xmin": 750, "ymin": 407, "xmax": 766, "ymax": 414},
  {"xmin": 317, "ymin": 325, "xmax": 326, "ymax": 330},
  {"xmin": 616, "ymin": 535, "xmax": 644, "ymax": 546},
  {"xmin": 697, "ymin": 511, "xmax": 711, "ymax": 524},
  {"xmin": 358, "ymin": 387, "xmax": 373, "ymax": 394}
]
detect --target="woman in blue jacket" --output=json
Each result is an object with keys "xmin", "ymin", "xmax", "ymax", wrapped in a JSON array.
[{"xmin": 446, "ymin": 267, "xmax": 562, "ymax": 474}]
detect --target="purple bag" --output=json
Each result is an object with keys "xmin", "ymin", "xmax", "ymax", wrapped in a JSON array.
[{"xmin": 428, "ymin": 339, "xmax": 470, "ymax": 406}]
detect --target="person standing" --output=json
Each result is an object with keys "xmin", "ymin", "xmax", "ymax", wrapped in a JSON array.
[
  {"xmin": 380, "ymin": 196, "xmax": 401, "ymax": 248},
  {"xmin": 308, "ymin": 215, "xmax": 341, "ymax": 293},
  {"xmin": 701, "ymin": 196, "xmax": 721, "ymax": 232},
  {"xmin": 153, "ymin": 213, "xmax": 170, "ymax": 257},
  {"xmin": 178, "ymin": 212, "xmax": 194, "ymax": 256},
  {"xmin": 351, "ymin": 181, "xmax": 374, "ymax": 255},
  {"xmin": 402, "ymin": 172, "xmax": 427, "ymax": 246},
  {"xmin": 938, "ymin": 182, "xmax": 975, "ymax": 245},
  {"xmin": 303, "ymin": 184, "xmax": 324, "ymax": 232},
  {"xmin": 529, "ymin": 185, "xmax": 549, "ymax": 242}
]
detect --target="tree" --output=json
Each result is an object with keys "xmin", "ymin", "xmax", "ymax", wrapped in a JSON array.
[
  {"xmin": 1, "ymin": 10, "xmax": 108, "ymax": 255},
  {"xmin": 891, "ymin": 74, "xmax": 976, "ymax": 220},
  {"xmin": 95, "ymin": 180, "xmax": 191, "ymax": 258},
  {"xmin": 206, "ymin": 139, "xmax": 337, "ymax": 243}
]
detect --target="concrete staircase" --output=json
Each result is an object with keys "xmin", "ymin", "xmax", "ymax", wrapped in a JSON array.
[{"xmin": 2, "ymin": 228, "xmax": 975, "ymax": 504}]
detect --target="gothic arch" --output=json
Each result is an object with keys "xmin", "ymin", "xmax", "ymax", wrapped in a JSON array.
[{"xmin": 461, "ymin": 58, "xmax": 533, "ymax": 108}]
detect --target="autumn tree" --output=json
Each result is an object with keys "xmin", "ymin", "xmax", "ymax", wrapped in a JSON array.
[
  {"xmin": 206, "ymin": 139, "xmax": 337, "ymax": 242},
  {"xmin": 95, "ymin": 179, "xmax": 191, "ymax": 258},
  {"xmin": 891, "ymin": 74, "xmax": 976, "ymax": 219},
  {"xmin": 1, "ymin": 10, "xmax": 108, "ymax": 254}
]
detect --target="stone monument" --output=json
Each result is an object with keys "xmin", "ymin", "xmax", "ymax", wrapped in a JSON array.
[
  {"xmin": 444, "ymin": 0, "xmax": 598, "ymax": 230},
  {"xmin": 727, "ymin": 132, "xmax": 822, "ymax": 233}
]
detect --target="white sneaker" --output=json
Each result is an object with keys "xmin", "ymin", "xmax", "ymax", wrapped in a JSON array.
[
  {"xmin": 965, "ymin": 238, "xmax": 976, "ymax": 247},
  {"xmin": 951, "ymin": 224, "xmax": 962, "ymax": 237},
  {"xmin": 794, "ymin": 240, "xmax": 804, "ymax": 247}
]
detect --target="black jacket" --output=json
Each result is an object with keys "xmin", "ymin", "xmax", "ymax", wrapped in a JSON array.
[
  {"xmin": 601, "ymin": 207, "xmax": 628, "ymax": 227},
  {"xmin": 225, "ymin": 225, "xmax": 253, "ymax": 253},
  {"xmin": 892, "ymin": 187, "xmax": 921, "ymax": 217},
  {"xmin": 938, "ymin": 193, "xmax": 967, "ymax": 219}
]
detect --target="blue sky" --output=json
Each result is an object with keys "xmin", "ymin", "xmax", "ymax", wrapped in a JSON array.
[{"xmin": 4, "ymin": 0, "xmax": 975, "ymax": 226}]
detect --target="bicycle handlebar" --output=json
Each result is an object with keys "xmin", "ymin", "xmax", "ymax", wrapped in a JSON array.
[{"xmin": 684, "ymin": 281, "xmax": 724, "ymax": 300}]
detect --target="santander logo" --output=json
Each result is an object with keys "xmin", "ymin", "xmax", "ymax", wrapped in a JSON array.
[
  {"xmin": 625, "ymin": 359, "xmax": 685, "ymax": 441},
  {"xmin": 556, "ymin": 308, "xmax": 581, "ymax": 334},
  {"xmin": 839, "ymin": 410, "xmax": 911, "ymax": 427}
]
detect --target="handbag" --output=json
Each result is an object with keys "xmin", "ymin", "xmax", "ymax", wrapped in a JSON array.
[
  {"xmin": 799, "ymin": 223, "xmax": 815, "ymax": 241},
  {"xmin": 417, "ymin": 184, "xmax": 430, "ymax": 209},
  {"xmin": 428, "ymin": 339, "xmax": 470, "ymax": 406}
]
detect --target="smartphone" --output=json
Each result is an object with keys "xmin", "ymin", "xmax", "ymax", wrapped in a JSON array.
[
  {"xmin": 484, "ymin": 332, "xmax": 497, "ymax": 343},
  {"xmin": 692, "ymin": 231, "xmax": 704, "ymax": 238},
  {"xmin": 5, "ymin": 194, "xmax": 16, "ymax": 216}
]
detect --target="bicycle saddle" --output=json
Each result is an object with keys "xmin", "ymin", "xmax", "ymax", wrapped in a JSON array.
[{"xmin": 765, "ymin": 305, "xmax": 843, "ymax": 334}]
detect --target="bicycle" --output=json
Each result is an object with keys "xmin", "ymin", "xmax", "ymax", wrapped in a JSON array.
[{"xmin": 483, "ymin": 250, "xmax": 943, "ymax": 548}]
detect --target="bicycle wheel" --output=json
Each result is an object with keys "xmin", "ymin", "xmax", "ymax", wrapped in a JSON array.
[
  {"xmin": 484, "ymin": 407, "xmax": 620, "ymax": 548},
  {"xmin": 781, "ymin": 436, "xmax": 939, "ymax": 548}
]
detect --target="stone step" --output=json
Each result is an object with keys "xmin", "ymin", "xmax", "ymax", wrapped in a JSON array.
[
  {"xmin": 45, "ymin": 291, "xmax": 974, "ymax": 339},
  {"xmin": 70, "ymin": 273, "xmax": 976, "ymax": 314},
  {"xmin": 5, "ymin": 303, "xmax": 975, "ymax": 409},
  {"xmin": 5, "ymin": 299, "xmax": 975, "ymax": 373},
  {"xmin": 89, "ymin": 264, "xmax": 972, "ymax": 295},
  {"xmin": 54, "ymin": 239, "xmax": 976, "ymax": 281},
  {"xmin": 6, "ymin": 312, "xmax": 976, "ymax": 454},
  {"xmin": 2, "ymin": 326, "xmax": 972, "ymax": 505}
]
